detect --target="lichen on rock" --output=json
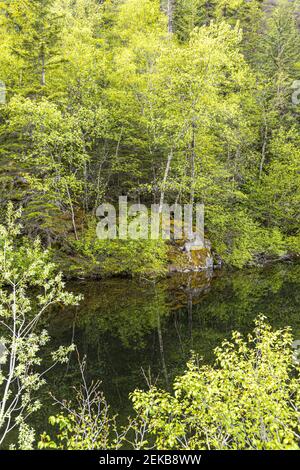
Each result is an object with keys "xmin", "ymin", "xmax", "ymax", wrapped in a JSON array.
[{"xmin": 168, "ymin": 238, "xmax": 214, "ymax": 273}]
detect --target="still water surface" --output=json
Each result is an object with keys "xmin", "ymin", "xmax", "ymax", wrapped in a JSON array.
[{"xmin": 38, "ymin": 262, "xmax": 300, "ymax": 430}]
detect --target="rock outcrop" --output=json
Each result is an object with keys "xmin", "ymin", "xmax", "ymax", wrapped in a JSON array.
[{"xmin": 168, "ymin": 238, "xmax": 215, "ymax": 273}]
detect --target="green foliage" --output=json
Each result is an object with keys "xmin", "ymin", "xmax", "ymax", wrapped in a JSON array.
[
  {"xmin": 251, "ymin": 129, "xmax": 300, "ymax": 234},
  {"xmin": 207, "ymin": 208, "xmax": 286, "ymax": 268},
  {"xmin": 39, "ymin": 392, "xmax": 121, "ymax": 450},
  {"xmin": 0, "ymin": 204, "xmax": 81, "ymax": 448},
  {"xmin": 0, "ymin": 0, "xmax": 299, "ymax": 272},
  {"xmin": 131, "ymin": 316, "xmax": 300, "ymax": 450},
  {"xmin": 75, "ymin": 220, "xmax": 168, "ymax": 277},
  {"xmin": 40, "ymin": 316, "xmax": 300, "ymax": 450},
  {"xmin": 1, "ymin": 1, "xmax": 300, "ymax": 450},
  {"xmin": 0, "ymin": 0, "xmax": 63, "ymax": 96},
  {"xmin": 39, "ymin": 355, "xmax": 128, "ymax": 450}
]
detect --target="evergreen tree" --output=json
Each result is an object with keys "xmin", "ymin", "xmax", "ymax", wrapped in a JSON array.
[{"xmin": 0, "ymin": 0, "xmax": 63, "ymax": 96}]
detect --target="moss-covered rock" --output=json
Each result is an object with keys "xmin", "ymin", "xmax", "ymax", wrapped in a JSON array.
[{"xmin": 168, "ymin": 239, "xmax": 214, "ymax": 273}]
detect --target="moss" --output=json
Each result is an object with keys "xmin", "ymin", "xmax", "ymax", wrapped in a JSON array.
[
  {"xmin": 191, "ymin": 248, "xmax": 211, "ymax": 266},
  {"xmin": 167, "ymin": 243, "xmax": 213, "ymax": 273}
]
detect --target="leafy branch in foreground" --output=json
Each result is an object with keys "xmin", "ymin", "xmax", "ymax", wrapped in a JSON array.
[
  {"xmin": 39, "ymin": 352, "xmax": 129, "ymax": 450},
  {"xmin": 131, "ymin": 316, "xmax": 300, "ymax": 450},
  {"xmin": 0, "ymin": 204, "xmax": 81, "ymax": 449}
]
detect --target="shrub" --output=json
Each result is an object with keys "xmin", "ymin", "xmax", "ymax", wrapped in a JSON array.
[{"xmin": 131, "ymin": 316, "xmax": 300, "ymax": 450}]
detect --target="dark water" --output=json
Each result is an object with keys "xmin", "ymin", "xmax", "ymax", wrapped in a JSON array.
[{"xmin": 35, "ymin": 262, "xmax": 300, "ymax": 434}]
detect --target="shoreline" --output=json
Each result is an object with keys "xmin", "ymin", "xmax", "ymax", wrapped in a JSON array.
[{"xmin": 60, "ymin": 253, "xmax": 300, "ymax": 282}]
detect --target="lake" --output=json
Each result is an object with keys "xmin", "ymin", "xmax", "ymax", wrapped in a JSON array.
[{"xmin": 36, "ymin": 261, "xmax": 300, "ymax": 432}]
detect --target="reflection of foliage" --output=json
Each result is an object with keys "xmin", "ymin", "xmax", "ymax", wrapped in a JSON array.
[
  {"xmin": 163, "ymin": 264, "xmax": 300, "ymax": 374},
  {"xmin": 41, "ymin": 317, "xmax": 300, "ymax": 450},
  {"xmin": 191, "ymin": 264, "xmax": 300, "ymax": 333},
  {"xmin": 55, "ymin": 280, "xmax": 170, "ymax": 350},
  {"xmin": 43, "ymin": 280, "xmax": 172, "ymax": 421},
  {"xmin": 42, "ymin": 263, "xmax": 300, "ymax": 432}
]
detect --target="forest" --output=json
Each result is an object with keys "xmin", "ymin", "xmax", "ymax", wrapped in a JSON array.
[
  {"xmin": 0, "ymin": 0, "xmax": 300, "ymax": 454},
  {"xmin": 0, "ymin": 0, "xmax": 300, "ymax": 277}
]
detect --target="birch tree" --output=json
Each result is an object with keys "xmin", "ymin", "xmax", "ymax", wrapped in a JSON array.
[{"xmin": 0, "ymin": 205, "xmax": 81, "ymax": 448}]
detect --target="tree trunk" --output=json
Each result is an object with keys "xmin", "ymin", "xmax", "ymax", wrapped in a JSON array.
[
  {"xmin": 190, "ymin": 121, "xmax": 196, "ymax": 206},
  {"xmin": 157, "ymin": 311, "xmax": 169, "ymax": 387},
  {"xmin": 40, "ymin": 44, "xmax": 46, "ymax": 86},
  {"xmin": 259, "ymin": 110, "xmax": 268, "ymax": 180},
  {"xmin": 66, "ymin": 183, "xmax": 79, "ymax": 241},
  {"xmin": 159, "ymin": 149, "xmax": 173, "ymax": 213},
  {"xmin": 167, "ymin": 0, "xmax": 174, "ymax": 34}
]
